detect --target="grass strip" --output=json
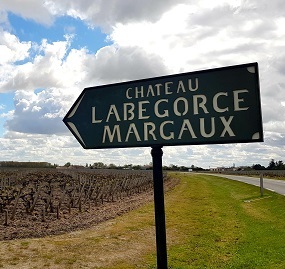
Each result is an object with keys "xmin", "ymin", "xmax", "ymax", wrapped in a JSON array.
[
  {"xmin": 162, "ymin": 173, "xmax": 285, "ymax": 269},
  {"xmin": 1, "ymin": 173, "xmax": 285, "ymax": 269}
]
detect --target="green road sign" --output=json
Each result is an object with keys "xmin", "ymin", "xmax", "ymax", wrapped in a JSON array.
[{"xmin": 63, "ymin": 62, "xmax": 263, "ymax": 149}]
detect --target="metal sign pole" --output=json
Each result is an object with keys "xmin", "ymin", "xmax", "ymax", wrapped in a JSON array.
[{"xmin": 151, "ymin": 145, "xmax": 168, "ymax": 269}]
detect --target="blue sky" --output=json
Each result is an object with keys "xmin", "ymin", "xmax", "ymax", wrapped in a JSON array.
[
  {"xmin": 8, "ymin": 13, "xmax": 110, "ymax": 54},
  {"xmin": 0, "ymin": 0, "xmax": 285, "ymax": 167}
]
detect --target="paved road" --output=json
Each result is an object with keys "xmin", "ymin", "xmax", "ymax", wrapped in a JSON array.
[{"xmin": 205, "ymin": 173, "xmax": 285, "ymax": 196}]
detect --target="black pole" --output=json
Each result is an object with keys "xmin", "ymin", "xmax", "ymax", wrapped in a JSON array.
[{"xmin": 151, "ymin": 145, "xmax": 168, "ymax": 269}]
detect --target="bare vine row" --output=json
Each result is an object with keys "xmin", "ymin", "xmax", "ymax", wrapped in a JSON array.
[{"xmin": 0, "ymin": 168, "xmax": 164, "ymax": 226}]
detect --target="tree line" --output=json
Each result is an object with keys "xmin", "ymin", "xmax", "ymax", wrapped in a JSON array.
[
  {"xmin": 1, "ymin": 159, "xmax": 284, "ymax": 171},
  {"xmin": 63, "ymin": 162, "xmax": 203, "ymax": 171},
  {"xmin": 0, "ymin": 161, "xmax": 56, "ymax": 168},
  {"xmin": 252, "ymin": 159, "xmax": 285, "ymax": 170}
]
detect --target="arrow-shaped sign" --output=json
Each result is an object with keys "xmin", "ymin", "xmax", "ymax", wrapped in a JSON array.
[{"xmin": 63, "ymin": 62, "xmax": 263, "ymax": 149}]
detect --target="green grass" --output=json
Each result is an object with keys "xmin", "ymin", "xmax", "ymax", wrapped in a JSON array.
[
  {"xmin": 1, "ymin": 173, "xmax": 285, "ymax": 268},
  {"xmin": 162, "ymin": 173, "xmax": 285, "ymax": 269}
]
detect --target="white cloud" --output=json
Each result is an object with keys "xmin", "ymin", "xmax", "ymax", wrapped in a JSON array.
[
  {"xmin": 85, "ymin": 45, "xmax": 170, "ymax": 84},
  {"xmin": 264, "ymin": 121, "xmax": 285, "ymax": 134},
  {"xmin": 0, "ymin": 32, "xmax": 170, "ymax": 93},
  {"xmin": 5, "ymin": 89, "xmax": 74, "ymax": 134},
  {"xmin": 43, "ymin": 0, "xmax": 188, "ymax": 31},
  {"xmin": 0, "ymin": 35, "xmax": 85, "ymax": 92},
  {"xmin": 0, "ymin": 110, "xmax": 13, "ymax": 119},
  {"xmin": 110, "ymin": 2, "xmax": 283, "ymax": 72},
  {"xmin": 0, "ymin": 10, "xmax": 10, "ymax": 31},
  {"xmin": 0, "ymin": 30, "xmax": 31, "ymax": 65},
  {"xmin": 0, "ymin": 0, "xmax": 54, "ymax": 25},
  {"xmin": 0, "ymin": 131, "xmax": 153, "ymax": 166},
  {"xmin": 1, "ymin": 0, "xmax": 189, "ymax": 31}
]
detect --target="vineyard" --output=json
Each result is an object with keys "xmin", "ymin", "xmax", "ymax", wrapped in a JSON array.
[{"xmin": 0, "ymin": 168, "xmax": 172, "ymax": 240}]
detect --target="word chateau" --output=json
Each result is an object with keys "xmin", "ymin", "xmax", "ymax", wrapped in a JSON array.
[{"xmin": 91, "ymin": 78, "xmax": 250, "ymax": 144}]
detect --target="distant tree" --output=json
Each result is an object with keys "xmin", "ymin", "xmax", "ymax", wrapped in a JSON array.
[
  {"xmin": 162, "ymin": 165, "xmax": 171, "ymax": 170},
  {"xmin": 252, "ymin": 164, "xmax": 266, "ymax": 170},
  {"xmin": 132, "ymin": 165, "xmax": 142, "ymax": 170},
  {"xmin": 276, "ymin": 160, "xmax": 285, "ymax": 170},
  {"xmin": 267, "ymin": 159, "xmax": 276, "ymax": 170},
  {"xmin": 191, "ymin": 166, "xmax": 204, "ymax": 171},
  {"xmin": 169, "ymin": 164, "xmax": 179, "ymax": 171},
  {"xmin": 179, "ymin": 166, "xmax": 189, "ymax": 171},
  {"xmin": 0, "ymin": 161, "xmax": 54, "ymax": 168},
  {"xmin": 122, "ymin": 164, "xmax": 133, "ymax": 170},
  {"xmin": 108, "ymin": 163, "xmax": 117, "ymax": 169},
  {"xmin": 266, "ymin": 159, "xmax": 285, "ymax": 170},
  {"xmin": 93, "ymin": 162, "xmax": 106, "ymax": 169},
  {"xmin": 64, "ymin": 162, "xmax": 71, "ymax": 167}
]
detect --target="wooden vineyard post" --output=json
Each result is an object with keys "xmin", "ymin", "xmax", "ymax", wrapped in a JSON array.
[
  {"xmin": 4, "ymin": 209, "xmax": 8, "ymax": 226},
  {"xmin": 29, "ymin": 185, "xmax": 41, "ymax": 213},
  {"xmin": 10, "ymin": 188, "xmax": 23, "ymax": 221},
  {"xmin": 42, "ymin": 207, "xmax": 46, "ymax": 222},
  {"xmin": 151, "ymin": 145, "xmax": 168, "ymax": 269},
  {"xmin": 68, "ymin": 201, "xmax": 72, "ymax": 214},
  {"xmin": 56, "ymin": 205, "xmax": 60, "ymax": 219}
]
